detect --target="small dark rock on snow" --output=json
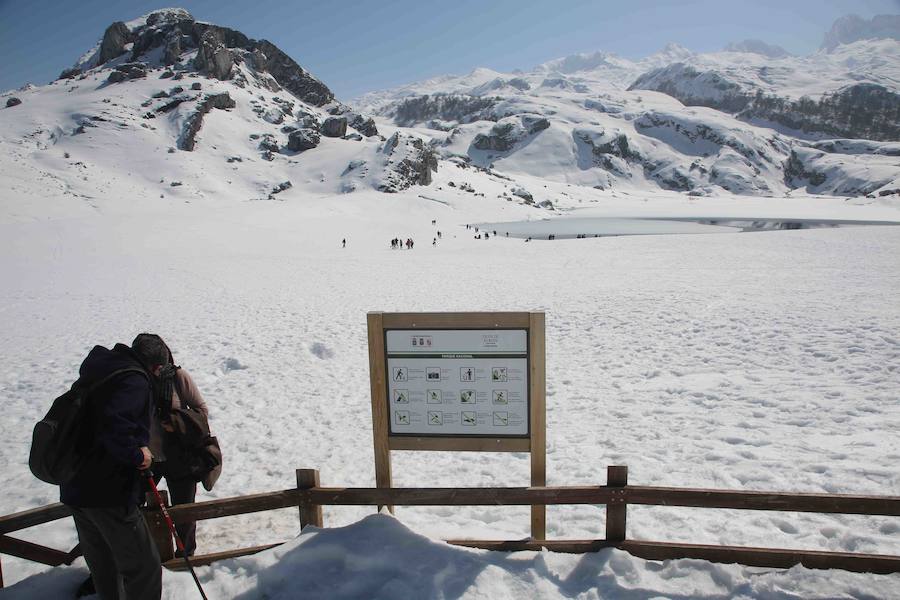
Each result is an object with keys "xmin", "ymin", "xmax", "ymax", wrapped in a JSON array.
[
  {"xmin": 268, "ymin": 181, "xmax": 292, "ymax": 198},
  {"xmin": 6, "ymin": 97, "xmax": 22, "ymax": 108}
]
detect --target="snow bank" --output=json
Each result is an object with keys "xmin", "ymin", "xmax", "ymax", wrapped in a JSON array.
[{"xmin": 3, "ymin": 514, "xmax": 899, "ymax": 599}]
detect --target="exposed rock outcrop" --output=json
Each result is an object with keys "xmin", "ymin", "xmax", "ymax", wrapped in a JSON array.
[
  {"xmin": 98, "ymin": 22, "xmax": 133, "ymax": 64},
  {"xmin": 107, "ymin": 62, "xmax": 147, "ymax": 83},
  {"xmin": 287, "ymin": 128, "xmax": 320, "ymax": 152},
  {"xmin": 6, "ymin": 97, "xmax": 22, "ymax": 108},
  {"xmin": 268, "ymin": 180, "xmax": 292, "ymax": 199},
  {"xmin": 388, "ymin": 94, "xmax": 500, "ymax": 127},
  {"xmin": 178, "ymin": 92, "xmax": 236, "ymax": 151},
  {"xmin": 252, "ymin": 41, "xmax": 333, "ymax": 107},
  {"xmin": 195, "ymin": 30, "xmax": 233, "ymax": 80},
  {"xmin": 58, "ymin": 67, "xmax": 81, "ymax": 80},
  {"xmin": 472, "ymin": 115, "xmax": 549, "ymax": 152},
  {"xmin": 630, "ymin": 65, "xmax": 900, "ymax": 141},
  {"xmin": 377, "ymin": 133, "xmax": 438, "ymax": 192},
  {"xmin": 821, "ymin": 14, "xmax": 900, "ymax": 51},
  {"xmin": 321, "ymin": 116, "xmax": 347, "ymax": 138}
]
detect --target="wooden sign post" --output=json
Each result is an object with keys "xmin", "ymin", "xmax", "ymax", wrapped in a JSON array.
[{"xmin": 367, "ymin": 311, "xmax": 547, "ymax": 539}]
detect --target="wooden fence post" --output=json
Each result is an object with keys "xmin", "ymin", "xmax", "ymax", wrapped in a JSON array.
[
  {"xmin": 297, "ymin": 469, "xmax": 323, "ymax": 529},
  {"xmin": 606, "ymin": 465, "xmax": 628, "ymax": 543},
  {"xmin": 143, "ymin": 490, "xmax": 174, "ymax": 562}
]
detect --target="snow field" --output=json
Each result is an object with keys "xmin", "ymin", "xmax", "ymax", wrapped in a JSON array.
[{"xmin": 1, "ymin": 191, "xmax": 898, "ymax": 596}]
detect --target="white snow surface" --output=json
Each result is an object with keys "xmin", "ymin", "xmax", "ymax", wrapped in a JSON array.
[
  {"xmin": 1, "ymin": 177, "xmax": 899, "ymax": 598},
  {"xmin": 1, "ymin": 11, "xmax": 900, "ymax": 599}
]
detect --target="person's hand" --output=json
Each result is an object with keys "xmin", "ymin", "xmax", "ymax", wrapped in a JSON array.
[{"xmin": 138, "ymin": 446, "xmax": 153, "ymax": 470}]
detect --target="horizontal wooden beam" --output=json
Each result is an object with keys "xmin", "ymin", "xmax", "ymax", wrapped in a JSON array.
[
  {"xmin": 6, "ymin": 485, "xmax": 900, "ymax": 531},
  {"xmin": 0, "ymin": 535, "xmax": 71, "ymax": 567},
  {"xmin": 166, "ymin": 489, "xmax": 300, "ymax": 523},
  {"xmin": 620, "ymin": 540, "xmax": 900, "ymax": 575},
  {"xmin": 447, "ymin": 539, "xmax": 900, "ymax": 574},
  {"xmin": 301, "ymin": 486, "xmax": 900, "ymax": 516},
  {"xmin": 380, "ymin": 312, "xmax": 532, "ymax": 329},
  {"xmin": 624, "ymin": 486, "xmax": 900, "ymax": 516},
  {"xmin": 162, "ymin": 543, "xmax": 283, "ymax": 570},
  {"xmin": 0, "ymin": 503, "xmax": 72, "ymax": 535},
  {"xmin": 389, "ymin": 437, "xmax": 531, "ymax": 452},
  {"xmin": 449, "ymin": 539, "xmax": 613, "ymax": 553},
  {"xmin": 305, "ymin": 486, "xmax": 611, "ymax": 506}
]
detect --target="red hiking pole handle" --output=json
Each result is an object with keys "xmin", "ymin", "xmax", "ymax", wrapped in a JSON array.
[{"xmin": 144, "ymin": 470, "xmax": 209, "ymax": 600}]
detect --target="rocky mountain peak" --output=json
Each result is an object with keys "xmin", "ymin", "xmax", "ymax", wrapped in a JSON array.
[
  {"xmin": 821, "ymin": 14, "xmax": 900, "ymax": 51},
  {"xmin": 65, "ymin": 8, "xmax": 335, "ymax": 107}
]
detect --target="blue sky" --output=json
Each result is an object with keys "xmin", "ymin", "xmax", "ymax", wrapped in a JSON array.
[{"xmin": 0, "ymin": 0, "xmax": 897, "ymax": 99}]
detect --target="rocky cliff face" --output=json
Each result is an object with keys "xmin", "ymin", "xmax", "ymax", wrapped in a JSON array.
[
  {"xmin": 629, "ymin": 66, "xmax": 900, "ymax": 142},
  {"xmin": 68, "ymin": 9, "xmax": 335, "ymax": 108},
  {"xmin": 821, "ymin": 14, "xmax": 900, "ymax": 51}
]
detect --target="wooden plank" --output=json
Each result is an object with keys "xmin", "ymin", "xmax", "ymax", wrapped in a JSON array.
[
  {"xmin": 0, "ymin": 535, "xmax": 70, "ymax": 567},
  {"xmin": 162, "ymin": 543, "xmax": 284, "ymax": 570},
  {"xmin": 449, "ymin": 539, "xmax": 613, "ymax": 553},
  {"xmin": 166, "ymin": 489, "xmax": 300, "ymax": 523},
  {"xmin": 447, "ymin": 539, "xmax": 900, "ymax": 574},
  {"xmin": 305, "ymin": 486, "xmax": 613, "ymax": 506},
  {"xmin": 381, "ymin": 312, "xmax": 531, "ymax": 329},
  {"xmin": 297, "ymin": 469, "xmax": 324, "ymax": 529},
  {"xmin": 620, "ymin": 540, "xmax": 900, "ymax": 575},
  {"xmin": 0, "ymin": 503, "xmax": 72, "ymax": 535},
  {"xmin": 368, "ymin": 312, "xmax": 393, "ymax": 513},
  {"xmin": 605, "ymin": 466, "xmax": 628, "ymax": 542},
  {"xmin": 389, "ymin": 437, "xmax": 530, "ymax": 452},
  {"xmin": 622, "ymin": 486, "xmax": 900, "ymax": 515},
  {"xmin": 529, "ymin": 311, "xmax": 546, "ymax": 540}
]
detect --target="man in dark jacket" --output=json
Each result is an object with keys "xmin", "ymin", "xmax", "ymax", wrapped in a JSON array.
[{"xmin": 61, "ymin": 336, "xmax": 167, "ymax": 600}]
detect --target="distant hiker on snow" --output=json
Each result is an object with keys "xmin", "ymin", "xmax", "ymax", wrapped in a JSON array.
[
  {"xmin": 60, "ymin": 336, "xmax": 165, "ymax": 600},
  {"xmin": 342, "ymin": 238, "xmax": 346, "ymax": 248}
]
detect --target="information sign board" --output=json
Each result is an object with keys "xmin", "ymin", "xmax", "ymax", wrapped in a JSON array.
[
  {"xmin": 367, "ymin": 311, "xmax": 547, "ymax": 538},
  {"xmin": 385, "ymin": 329, "xmax": 529, "ymax": 436}
]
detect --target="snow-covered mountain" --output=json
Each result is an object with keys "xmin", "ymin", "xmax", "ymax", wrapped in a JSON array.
[
  {"xmin": 0, "ymin": 8, "xmax": 442, "ymax": 207},
  {"xmin": 821, "ymin": 13, "xmax": 900, "ymax": 51},
  {"xmin": 1, "ymin": 10, "xmax": 898, "ymax": 213},
  {"xmin": 355, "ymin": 16, "xmax": 900, "ymax": 199}
]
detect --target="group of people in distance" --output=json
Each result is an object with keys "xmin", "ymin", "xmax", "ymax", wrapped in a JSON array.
[
  {"xmin": 391, "ymin": 237, "xmax": 415, "ymax": 249},
  {"xmin": 61, "ymin": 333, "xmax": 209, "ymax": 600}
]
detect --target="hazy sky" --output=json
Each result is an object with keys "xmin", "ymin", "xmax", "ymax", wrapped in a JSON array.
[{"xmin": 1, "ymin": 0, "xmax": 897, "ymax": 99}]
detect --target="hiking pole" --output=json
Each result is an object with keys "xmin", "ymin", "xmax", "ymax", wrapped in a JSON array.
[{"xmin": 143, "ymin": 470, "xmax": 209, "ymax": 600}]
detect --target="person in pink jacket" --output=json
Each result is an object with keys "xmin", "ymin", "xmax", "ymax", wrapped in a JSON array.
[{"xmin": 137, "ymin": 334, "xmax": 209, "ymax": 557}]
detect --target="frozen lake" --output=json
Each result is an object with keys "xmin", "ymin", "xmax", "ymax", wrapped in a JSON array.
[{"xmin": 476, "ymin": 216, "xmax": 900, "ymax": 239}]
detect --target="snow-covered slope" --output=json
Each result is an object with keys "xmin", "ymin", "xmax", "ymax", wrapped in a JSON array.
[
  {"xmin": 0, "ymin": 8, "xmax": 443, "ymax": 204},
  {"xmin": 355, "ymin": 16, "xmax": 900, "ymax": 199}
]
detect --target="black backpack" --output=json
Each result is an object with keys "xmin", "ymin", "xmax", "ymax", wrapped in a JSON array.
[{"xmin": 29, "ymin": 368, "xmax": 146, "ymax": 485}]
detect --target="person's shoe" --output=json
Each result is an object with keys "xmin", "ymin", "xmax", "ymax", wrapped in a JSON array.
[{"xmin": 75, "ymin": 575, "xmax": 95, "ymax": 598}]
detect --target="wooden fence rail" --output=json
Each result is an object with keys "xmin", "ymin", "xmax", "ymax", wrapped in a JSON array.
[{"xmin": 2, "ymin": 465, "xmax": 899, "ymax": 587}]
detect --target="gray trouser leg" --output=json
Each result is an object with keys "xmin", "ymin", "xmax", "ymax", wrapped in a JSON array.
[{"xmin": 71, "ymin": 505, "xmax": 162, "ymax": 600}]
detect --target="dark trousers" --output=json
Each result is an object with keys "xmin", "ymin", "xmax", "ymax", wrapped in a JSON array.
[
  {"xmin": 152, "ymin": 463, "xmax": 198, "ymax": 556},
  {"xmin": 70, "ymin": 505, "xmax": 161, "ymax": 600}
]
